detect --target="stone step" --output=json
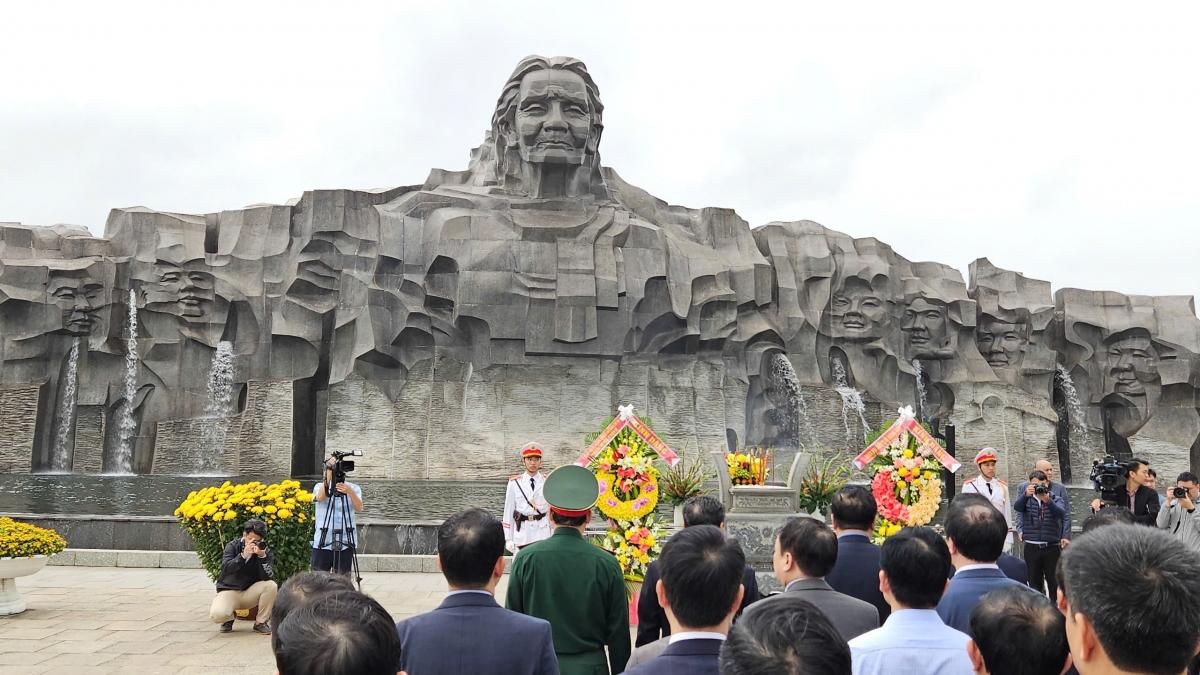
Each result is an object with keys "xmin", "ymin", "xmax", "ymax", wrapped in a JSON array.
[{"xmin": 45, "ymin": 548, "xmax": 498, "ymax": 574}]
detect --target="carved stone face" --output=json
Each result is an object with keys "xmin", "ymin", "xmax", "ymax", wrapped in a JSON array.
[
  {"xmin": 976, "ymin": 317, "xmax": 1029, "ymax": 370},
  {"xmin": 515, "ymin": 69, "xmax": 592, "ymax": 165},
  {"xmin": 48, "ymin": 275, "xmax": 104, "ymax": 335},
  {"xmin": 144, "ymin": 262, "xmax": 215, "ymax": 320},
  {"xmin": 1104, "ymin": 334, "xmax": 1158, "ymax": 398},
  {"xmin": 902, "ymin": 298, "xmax": 949, "ymax": 354},
  {"xmin": 830, "ymin": 278, "xmax": 889, "ymax": 341}
]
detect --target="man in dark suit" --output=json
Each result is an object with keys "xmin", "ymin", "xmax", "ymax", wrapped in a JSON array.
[
  {"xmin": 936, "ymin": 494, "xmax": 1030, "ymax": 636},
  {"xmin": 950, "ymin": 493, "xmax": 1028, "ymax": 585},
  {"xmin": 825, "ymin": 485, "xmax": 890, "ymax": 622},
  {"xmin": 396, "ymin": 508, "xmax": 558, "ymax": 675},
  {"xmin": 1090, "ymin": 458, "xmax": 1161, "ymax": 527},
  {"xmin": 634, "ymin": 496, "xmax": 759, "ymax": 652},
  {"xmin": 624, "ymin": 525, "xmax": 745, "ymax": 675},
  {"xmin": 755, "ymin": 516, "xmax": 878, "ymax": 641}
]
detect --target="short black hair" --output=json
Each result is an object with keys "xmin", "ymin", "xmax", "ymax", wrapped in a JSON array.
[
  {"xmin": 682, "ymin": 495, "xmax": 725, "ymax": 527},
  {"xmin": 1178, "ymin": 471, "xmax": 1199, "ymax": 485},
  {"xmin": 720, "ymin": 595, "xmax": 851, "ymax": 675},
  {"xmin": 778, "ymin": 517, "xmax": 838, "ymax": 578},
  {"xmin": 969, "ymin": 586, "xmax": 1069, "ymax": 675},
  {"xmin": 1028, "ymin": 470, "xmax": 1048, "ymax": 481},
  {"xmin": 951, "ymin": 492, "xmax": 994, "ymax": 509},
  {"xmin": 1080, "ymin": 507, "xmax": 1135, "ymax": 533},
  {"xmin": 1148, "ymin": 467, "xmax": 1158, "ymax": 479},
  {"xmin": 273, "ymin": 590, "xmax": 402, "ymax": 675},
  {"xmin": 243, "ymin": 519, "xmax": 267, "ymax": 538},
  {"xmin": 830, "ymin": 485, "xmax": 877, "ymax": 532},
  {"xmin": 944, "ymin": 499, "xmax": 1007, "ymax": 564},
  {"xmin": 659, "ymin": 524, "xmax": 745, "ymax": 629},
  {"xmin": 879, "ymin": 526, "xmax": 950, "ymax": 609},
  {"xmin": 549, "ymin": 510, "xmax": 588, "ymax": 527},
  {"xmin": 1060, "ymin": 524, "xmax": 1200, "ymax": 675},
  {"xmin": 271, "ymin": 571, "xmax": 355, "ymax": 631},
  {"xmin": 438, "ymin": 508, "xmax": 504, "ymax": 589},
  {"xmin": 1128, "ymin": 457, "xmax": 1149, "ymax": 472}
]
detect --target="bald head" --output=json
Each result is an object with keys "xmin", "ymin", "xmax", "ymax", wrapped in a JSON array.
[{"xmin": 1035, "ymin": 459, "xmax": 1054, "ymax": 483}]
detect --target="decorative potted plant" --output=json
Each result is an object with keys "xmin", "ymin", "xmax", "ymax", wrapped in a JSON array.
[
  {"xmin": 0, "ymin": 517, "xmax": 67, "ymax": 615},
  {"xmin": 659, "ymin": 450, "xmax": 715, "ymax": 525},
  {"xmin": 797, "ymin": 453, "xmax": 852, "ymax": 517}
]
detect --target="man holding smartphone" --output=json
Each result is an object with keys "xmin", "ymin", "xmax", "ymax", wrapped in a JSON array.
[
  {"xmin": 210, "ymin": 518, "xmax": 276, "ymax": 635},
  {"xmin": 1157, "ymin": 471, "xmax": 1200, "ymax": 551}
]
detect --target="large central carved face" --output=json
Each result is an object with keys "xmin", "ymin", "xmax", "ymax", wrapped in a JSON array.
[
  {"xmin": 145, "ymin": 261, "xmax": 215, "ymax": 320},
  {"xmin": 976, "ymin": 316, "xmax": 1029, "ymax": 370},
  {"xmin": 902, "ymin": 298, "xmax": 950, "ymax": 354},
  {"xmin": 515, "ymin": 69, "xmax": 592, "ymax": 165},
  {"xmin": 48, "ymin": 274, "xmax": 104, "ymax": 336},
  {"xmin": 1105, "ymin": 334, "xmax": 1158, "ymax": 398},
  {"xmin": 830, "ymin": 278, "xmax": 889, "ymax": 341}
]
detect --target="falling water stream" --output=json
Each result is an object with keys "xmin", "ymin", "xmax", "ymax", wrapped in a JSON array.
[
  {"xmin": 1056, "ymin": 365, "xmax": 1094, "ymax": 458},
  {"xmin": 831, "ymin": 360, "xmax": 869, "ymax": 445},
  {"xmin": 912, "ymin": 359, "xmax": 929, "ymax": 421},
  {"xmin": 112, "ymin": 289, "xmax": 138, "ymax": 474},
  {"xmin": 197, "ymin": 341, "xmax": 235, "ymax": 474},
  {"xmin": 50, "ymin": 339, "xmax": 81, "ymax": 472}
]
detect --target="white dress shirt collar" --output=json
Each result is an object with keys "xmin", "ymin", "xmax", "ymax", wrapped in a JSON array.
[
  {"xmin": 668, "ymin": 631, "xmax": 727, "ymax": 644},
  {"xmin": 955, "ymin": 563, "xmax": 999, "ymax": 573}
]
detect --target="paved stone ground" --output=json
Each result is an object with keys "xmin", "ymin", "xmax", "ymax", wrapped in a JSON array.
[{"xmin": 0, "ymin": 567, "xmax": 509, "ymax": 675}]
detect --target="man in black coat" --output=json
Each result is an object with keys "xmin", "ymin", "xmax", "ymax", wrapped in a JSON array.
[
  {"xmin": 1089, "ymin": 458, "xmax": 1161, "ymax": 526},
  {"xmin": 824, "ymin": 485, "xmax": 890, "ymax": 622},
  {"xmin": 396, "ymin": 508, "xmax": 558, "ymax": 675},
  {"xmin": 210, "ymin": 518, "xmax": 276, "ymax": 635},
  {"xmin": 634, "ymin": 496, "xmax": 759, "ymax": 655}
]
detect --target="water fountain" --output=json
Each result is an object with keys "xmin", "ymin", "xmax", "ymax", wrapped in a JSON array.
[
  {"xmin": 831, "ymin": 360, "xmax": 869, "ymax": 446},
  {"xmin": 50, "ymin": 339, "xmax": 81, "ymax": 472},
  {"xmin": 768, "ymin": 352, "xmax": 804, "ymax": 450},
  {"xmin": 112, "ymin": 289, "xmax": 138, "ymax": 474},
  {"xmin": 1056, "ymin": 365, "xmax": 1093, "ymax": 458},
  {"xmin": 912, "ymin": 359, "xmax": 929, "ymax": 422},
  {"xmin": 197, "ymin": 341, "xmax": 235, "ymax": 474}
]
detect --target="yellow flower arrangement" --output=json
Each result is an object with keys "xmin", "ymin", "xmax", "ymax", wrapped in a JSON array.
[
  {"xmin": 175, "ymin": 479, "xmax": 315, "ymax": 585},
  {"xmin": 596, "ymin": 471, "xmax": 659, "ymax": 520},
  {"xmin": 0, "ymin": 517, "xmax": 67, "ymax": 559}
]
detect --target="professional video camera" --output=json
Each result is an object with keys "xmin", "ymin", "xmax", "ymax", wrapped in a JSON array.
[
  {"xmin": 326, "ymin": 450, "xmax": 362, "ymax": 486},
  {"xmin": 1090, "ymin": 455, "xmax": 1128, "ymax": 508}
]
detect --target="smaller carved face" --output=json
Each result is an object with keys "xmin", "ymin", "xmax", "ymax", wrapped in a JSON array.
[
  {"xmin": 976, "ymin": 317, "xmax": 1029, "ymax": 369},
  {"xmin": 902, "ymin": 298, "xmax": 949, "ymax": 353},
  {"xmin": 1105, "ymin": 334, "xmax": 1159, "ymax": 397},
  {"xmin": 515, "ymin": 69, "xmax": 592, "ymax": 165},
  {"xmin": 830, "ymin": 278, "xmax": 889, "ymax": 340},
  {"xmin": 145, "ymin": 262, "xmax": 215, "ymax": 320},
  {"xmin": 48, "ymin": 276, "xmax": 104, "ymax": 335}
]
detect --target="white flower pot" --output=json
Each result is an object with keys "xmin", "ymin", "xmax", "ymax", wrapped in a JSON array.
[
  {"xmin": 673, "ymin": 504, "xmax": 684, "ymax": 526},
  {"xmin": 0, "ymin": 555, "xmax": 51, "ymax": 616}
]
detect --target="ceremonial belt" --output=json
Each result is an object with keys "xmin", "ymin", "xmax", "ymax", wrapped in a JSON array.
[{"xmin": 513, "ymin": 479, "xmax": 547, "ymax": 532}]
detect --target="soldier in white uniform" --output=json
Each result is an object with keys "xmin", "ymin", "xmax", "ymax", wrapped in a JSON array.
[
  {"xmin": 961, "ymin": 448, "xmax": 1013, "ymax": 550},
  {"xmin": 502, "ymin": 443, "xmax": 552, "ymax": 552}
]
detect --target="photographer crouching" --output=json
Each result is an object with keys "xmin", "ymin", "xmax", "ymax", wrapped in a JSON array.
[
  {"xmin": 312, "ymin": 452, "xmax": 363, "ymax": 575},
  {"xmin": 210, "ymin": 518, "xmax": 276, "ymax": 635},
  {"xmin": 1158, "ymin": 471, "xmax": 1200, "ymax": 551}
]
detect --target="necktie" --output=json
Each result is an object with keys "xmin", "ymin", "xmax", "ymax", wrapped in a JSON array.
[
  {"xmin": 986, "ymin": 482, "xmax": 993, "ymax": 495},
  {"xmin": 530, "ymin": 477, "xmax": 536, "ymax": 492}
]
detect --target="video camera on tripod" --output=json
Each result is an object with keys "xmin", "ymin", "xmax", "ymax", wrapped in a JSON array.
[
  {"xmin": 1090, "ymin": 455, "xmax": 1128, "ymax": 508},
  {"xmin": 318, "ymin": 449, "xmax": 364, "ymax": 587},
  {"xmin": 325, "ymin": 450, "xmax": 362, "ymax": 486}
]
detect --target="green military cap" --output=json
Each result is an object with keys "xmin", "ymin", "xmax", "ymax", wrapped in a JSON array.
[{"xmin": 544, "ymin": 464, "xmax": 599, "ymax": 516}]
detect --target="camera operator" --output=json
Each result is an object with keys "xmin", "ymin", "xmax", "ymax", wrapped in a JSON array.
[
  {"xmin": 1089, "ymin": 458, "xmax": 1160, "ymax": 526},
  {"xmin": 312, "ymin": 453, "xmax": 364, "ymax": 574},
  {"xmin": 210, "ymin": 518, "xmax": 276, "ymax": 635},
  {"xmin": 1014, "ymin": 470, "xmax": 1067, "ymax": 599},
  {"xmin": 1157, "ymin": 471, "xmax": 1200, "ymax": 551}
]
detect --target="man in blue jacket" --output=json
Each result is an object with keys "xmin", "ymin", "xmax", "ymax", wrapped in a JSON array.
[
  {"xmin": 1014, "ymin": 469, "xmax": 1069, "ymax": 599},
  {"xmin": 396, "ymin": 508, "xmax": 558, "ymax": 675},
  {"xmin": 826, "ymin": 485, "xmax": 890, "ymax": 622},
  {"xmin": 937, "ymin": 495, "xmax": 1029, "ymax": 635}
]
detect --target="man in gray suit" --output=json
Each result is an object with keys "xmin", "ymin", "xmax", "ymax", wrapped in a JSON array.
[{"xmin": 752, "ymin": 516, "xmax": 879, "ymax": 641}]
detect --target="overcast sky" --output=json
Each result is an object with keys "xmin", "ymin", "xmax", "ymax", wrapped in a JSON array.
[{"xmin": 2, "ymin": 1, "xmax": 1197, "ymax": 300}]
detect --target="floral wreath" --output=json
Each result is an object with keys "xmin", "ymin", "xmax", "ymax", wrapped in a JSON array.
[
  {"xmin": 593, "ymin": 428, "xmax": 660, "ymax": 521},
  {"xmin": 865, "ymin": 421, "xmax": 945, "ymax": 543}
]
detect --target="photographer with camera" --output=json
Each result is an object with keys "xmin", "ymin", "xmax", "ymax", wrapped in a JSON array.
[
  {"xmin": 1014, "ymin": 470, "xmax": 1068, "ymax": 599},
  {"xmin": 1156, "ymin": 471, "xmax": 1200, "ymax": 551},
  {"xmin": 1089, "ymin": 457, "xmax": 1160, "ymax": 526},
  {"xmin": 210, "ymin": 518, "xmax": 276, "ymax": 635},
  {"xmin": 313, "ymin": 452, "xmax": 364, "ymax": 575}
]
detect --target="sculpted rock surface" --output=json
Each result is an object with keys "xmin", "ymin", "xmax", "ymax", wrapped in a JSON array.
[{"xmin": 0, "ymin": 55, "xmax": 1197, "ymax": 484}]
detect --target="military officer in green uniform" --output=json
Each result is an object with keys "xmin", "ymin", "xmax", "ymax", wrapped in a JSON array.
[{"xmin": 505, "ymin": 464, "xmax": 631, "ymax": 675}]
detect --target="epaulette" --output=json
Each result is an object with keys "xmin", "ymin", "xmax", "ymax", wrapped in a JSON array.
[
  {"xmin": 997, "ymin": 479, "xmax": 1008, "ymax": 486},
  {"xmin": 509, "ymin": 475, "xmax": 520, "ymax": 481}
]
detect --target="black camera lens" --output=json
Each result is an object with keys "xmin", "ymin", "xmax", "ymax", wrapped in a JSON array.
[{"xmin": 1174, "ymin": 487, "xmax": 1188, "ymax": 498}]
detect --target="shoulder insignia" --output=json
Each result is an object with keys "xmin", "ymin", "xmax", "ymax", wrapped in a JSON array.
[
  {"xmin": 997, "ymin": 479, "xmax": 1008, "ymax": 486},
  {"xmin": 509, "ymin": 475, "xmax": 520, "ymax": 481}
]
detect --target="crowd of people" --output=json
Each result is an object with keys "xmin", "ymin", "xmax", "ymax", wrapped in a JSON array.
[{"xmin": 208, "ymin": 452, "xmax": 1200, "ymax": 675}]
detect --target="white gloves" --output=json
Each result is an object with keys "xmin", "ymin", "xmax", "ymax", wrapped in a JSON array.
[{"xmin": 506, "ymin": 540, "xmax": 516, "ymax": 554}]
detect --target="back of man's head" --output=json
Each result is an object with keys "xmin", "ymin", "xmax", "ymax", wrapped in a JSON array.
[
  {"xmin": 879, "ymin": 526, "xmax": 950, "ymax": 609},
  {"xmin": 944, "ymin": 502, "xmax": 1007, "ymax": 564},
  {"xmin": 720, "ymin": 595, "xmax": 851, "ymax": 675},
  {"xmin": 1080, "ymin": 508, "xmax": 1135, "ymax": 534},
  {"xmin": 271, "ymin": 571, "xmax": 355, "ymax": 631},
  {"xmin": 682, "ymin": 495, "xmax": 725, "ymax": 527},
  {"xmin": 778, "ymin": 517, "xmax": 839, "ymax": 578},
  {"xmin": 659, "ymin": 524, "xmax": 745, "ymax": 630},
  {"xmin": 437, "ymin": 508, "xmax": 504, "ymax": 589},
  {"xmin": 952, "ymin": 492, "xmax": 993, "ymax": 510},
  {"xmin": 273, "ymin": 590, "xmax": 401, "ymax": 675},
  {"xmin": 1059, "ymin": 524, "xmax": 1200, "ymax": 675},
  {"xmin": 969, "ymin": 586, "xmax": 1069, "ymax": 675},
  {"xmin": 830, "ymin": 485, "xmax": 877, "ymax": 532}
]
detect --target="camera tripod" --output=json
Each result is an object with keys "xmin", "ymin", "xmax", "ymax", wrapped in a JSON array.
[{"xmin": 316, "ymin": 480, "xmax": 363, "ymax": 590}]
